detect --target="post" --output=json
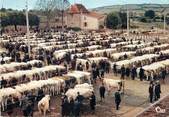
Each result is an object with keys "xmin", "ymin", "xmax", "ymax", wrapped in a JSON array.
[
  {"xmin": 61, "ymin": 0, "xmax": 64, "ymax": 32},
  {"xmin": 0, "ymin": 0, "xmax": 4, "ymax": 36},
  {"xmin": 0, "ymin": 9, "xmax": 2, "ymax": 36},
  {"xmin": 26, "ymin": 0, "xmax": 31, "ymax": 57},
  {"xmin": 164, "ymin": 13, "xmax": 166, "ymax": 34},
  {"xmin": 127, "ymin": 5, "xmax": 130, "ymax": 37}
]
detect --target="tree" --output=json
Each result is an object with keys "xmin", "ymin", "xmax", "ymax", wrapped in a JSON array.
[
  {"xmin": 140, "ymin": 17, "xmax": 147, "ymax": 23},
  {"xmin": 35, "ymin": 0, "xmax": 70, "ymax": 29},
  {"xmin": 8, "ymin": 12, "xmax": 25, "ymax": 31},
  {"xmin": 0, "ymin": 8, "xmax": 6, "ymax": 12},
  {"xmin": 106, "ymin": 12, "xmax": 127, "ymax": 29},
  {"xmin": 1, "ymin": 11, "xmax": 39, "ymax": 31},
  {"xmin": 118, "ymin": 12, "xmax": 127, "ymax": 28},
  {"xmin": 29, "ymin": 13, "xmax": 40, "ymax": 28},
  {"xmin": 106, "ymin": 12, "xmax": 120, "ymax": 29},
  {"xmin": 144, "ymin": 10, "xmax": 155, "ymax": 19}
]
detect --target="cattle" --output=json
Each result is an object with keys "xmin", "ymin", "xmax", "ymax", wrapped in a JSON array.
[
  {"xmin": 103, "ymin": 78, "xmax": 123, "ymax": 94},
  {"xmin": 38, "ymin": 95, "xmax": 50, "ymax": 116}
]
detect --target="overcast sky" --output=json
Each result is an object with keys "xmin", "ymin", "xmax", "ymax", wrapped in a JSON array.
[{"xmin": 1, "ymin": 0, "xmax": 169, "ymax": 10}]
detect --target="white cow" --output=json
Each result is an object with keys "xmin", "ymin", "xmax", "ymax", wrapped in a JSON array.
[
  {"xmin": 74, "ymin": 83, "xmax": 93, "ymax": 90},
  {"xmin": 38, "ymin": 95, "xmax": 50, "ymax": 116},
  {"xmin": 65, "ymin": 83, "xmax": 94, "ymax": 101},
  {"xmin": 103, "ymin": 79, "xmax": 122, "ymax": 93}
]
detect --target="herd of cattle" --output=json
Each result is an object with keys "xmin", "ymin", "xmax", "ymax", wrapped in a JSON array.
[{"xmin": 0, "ymin": 30, "xmax": 169, "ymax": 116}]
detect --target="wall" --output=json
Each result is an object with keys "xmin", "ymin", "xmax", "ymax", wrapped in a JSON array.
[
  {"xmin": 66, "ymin": 14, "xmax": 81, "ymax": 28},
  {"xmin": 81, "ymin": 15, "xmax": 99, "ymax": 30}
]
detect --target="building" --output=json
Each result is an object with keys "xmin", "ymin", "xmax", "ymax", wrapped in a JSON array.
[{"xmin": 66, "ymin": 4, "xmax": 106, "ymax": 30}]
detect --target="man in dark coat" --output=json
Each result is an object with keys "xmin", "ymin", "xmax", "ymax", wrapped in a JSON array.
[
  {"xmin": 99, "ymin": 84, "xmax": 106, "ymax": 101},
  {"xmin": 1, "ymin": 77, "xmax": 7, "ymax": 88},
  {"xmin": 149, "ymin": 83, "xmax": 154, "ymax": 103},
  {"xmin": 92, "ymin": 69, "xmax": 97, "ymax": 83},
  {"xmin": 76, "ymin": 92, "xmax": 84, "ymax": 104},
  {"xmin": 37, "ymin": 88, "xmax": 44, "ymax": 101},
  {"xmin": 161, "ymin": 68, "xmax": 167, "ymax": 82},
  {"xmin": 125, "ymin": 67, "xmax": 130, "ymax": 78},
  {"xmin": 155, "ymin": 81, "xmax": 161, "ymax": 101},
  {"xmin": 1, "ymin": 58, "xmax": 5, "ymax": 64},
  {"xmin": 63, "ymin": 97, "xmax": 70, "ymax": 116},
  {"xmin": 113, "ymin": 63, "xmax": 117, "ymax": 75},
  {"xmin": 139, "ymin": 67, "xmax": 144, "ymax": 81},
  {"xmin": 74, "ymin": 99, "xmax": 81, "ymax": 117},
  {"xmin": 69, "ymin": 98, "xmax": 74, "ymax": 116},
  {"xmin": 22, "ymin": 96, "xmax": 29, "ymax": 116},
  {"xmin": 86, "ymin": 61, "xmax": 89, "ymax": 70},
  {"xmin": 96, "ymin": 67, "xmax": 100, "ymax": 78},
  {"xmin": 100, "ymin": 68, "xmax": 104, "ymax": 78},
  {"xmin": 11, "ymin": 77, "xmax": 18, "ymax": 86},
  {"xmin": 131, "ymin": 66, "xmax": 137, "ymax": 80},
  {"xmin": 61, "ymin": 95, "xmax": 70, "ymax": 117},
  {"xmin": 91, "ymin": 62, "xmax": 96, "ymax": 69},
  {"xmin": 121, "ymin": 65, "xmax": 125, "ymax": 79},
  {"xmin": 6, "ymin": 95, "xmax": 13, "ymax": 116},
  {"xmin": 114, "ymin": 90, "xmax": 121, "ymax": 110},
  {"xmin": 90, "ymin": 92, "xmax": 96, "ymax": 113}
]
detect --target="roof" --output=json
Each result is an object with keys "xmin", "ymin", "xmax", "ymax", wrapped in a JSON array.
[
  {"xmin": 84, "ymin": 11, "xmax": 105, "ymax": 19},
  {"xmin": 69, "ymin": 4, "xmax": 89, "ymax": 14}
]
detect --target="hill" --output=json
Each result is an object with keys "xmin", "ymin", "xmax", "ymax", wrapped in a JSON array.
[{"xmin": 92, "ymin": 4, "xmax": 169, "ymax": 14}]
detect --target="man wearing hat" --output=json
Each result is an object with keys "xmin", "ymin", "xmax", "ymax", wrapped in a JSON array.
[{"xmin": 155, "ymin": 81, "xmax": 161, "ymax": 101}]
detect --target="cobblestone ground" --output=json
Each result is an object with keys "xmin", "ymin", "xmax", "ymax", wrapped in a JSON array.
[{"xmin": 2, "ymin": 72, "xmax": 169, "ymax": 117}]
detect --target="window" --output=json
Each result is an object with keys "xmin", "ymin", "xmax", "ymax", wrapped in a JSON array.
[
  {"xmin": 84, "ymin": 16, "xmax": 86, "ymax": 20},
  {"xmin": 84, "ymin": 22, "xmax": 87, "ymax": 27}
]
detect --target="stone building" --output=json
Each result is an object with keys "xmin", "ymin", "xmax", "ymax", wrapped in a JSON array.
[{"xmin": 65, "ymin": 4, "xmax": 106, "ymax": 30}]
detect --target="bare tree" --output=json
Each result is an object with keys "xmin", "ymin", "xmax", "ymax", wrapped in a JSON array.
[{"xmin": 35, "ymin": 0, "xmax": 70, "ymax": 29}]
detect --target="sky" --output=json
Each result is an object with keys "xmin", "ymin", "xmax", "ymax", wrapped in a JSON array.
[{"xmin": 0, "ymin": 0, "xmax": 169, "ymax": 10}]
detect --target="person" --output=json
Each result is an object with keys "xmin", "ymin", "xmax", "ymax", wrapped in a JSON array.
[
  {"xmin": 61, "ymin": 95, "xmax": 70, "ymax": 117},
  {"xmin": 131, "ymin": 66, "xmax": 137, "ymax": 80},
  {"xmin": 114, "ymin": 90, "xmax": 121, "ymax": 110},
  {"xmin": 26, "ymin": 101, "xmax": 33, "ymax": 117},
  {"xmin": 76, "ymin": 92, "xmax": 84, "ymax": 104},
  {"xmin": 91, "ymin": 62, "xmax": 96, "ymax": 69},
  {"xmin": 11, "ymin": 77, "xmax": 18, "ymax": 86},
  {"xmin": 86, "ymin": 61, "xmax": 89, "ymax": 71},
  {"xmin": 161, "ymin": 68, "xmax": 167, "ymax": 83},
  {"xmin": 155, "ymin": 81, "xmax": 161, "ymax": 101},
  {"xmin": 74, "ymin": 99, "xmax": 81, "ymax": 117},
  {"xmin": 69, "ymin": 97, "xmax": 75, "ymax": 116},
  {"xmin": 64, "ymin": 96, "xmax": 70, "ymax": 116},
  {"xmin": 153, "ymin": 73, "xmax": 158, "ymax": 81},
  {"xmin": 113, "ymin": 63, "xmax": 117, "ymax": 75},
  {"xmin": 96, "ymin": 67, "xmax": 100, "ymax": 79},
  {"xmin": 100, "ymin": 68, "xmax": 104, "ymax": 78},
  {"xmin": 124, "ymin": 54, "xmax": 127, "ymax": 59},
  {"xmin": 149, "ymin": 83, "xmax": 154, "ymax": 103},
  {"xmin": 125, "ymin": 67, "xmax": 130, "ymax": 78},
  {"xmin": 90, "ymin": 92, "xmax": 96, "ymax": 113},
  {"xmin": 61, "ymin": 95, "xmax": 65, "ymax": 116},
  {"xmin": 99, "ymin": 83, "xmax": 106, "ymax": 101},
  {"xmin": 1, "ymin": 58, "xmax": 5, "ymax": 64},
  {"xmin": 1, "ymin": 77, "xmax": 7, "ymax": 88},
  {"xmin": 105, "ymin": 61, "xmax": 110, "ymax": 73},
  {"xmin": 121, "ymin": 65, "xmax": 125, "ymax": 79},
  {"xmin": 139, "ymin": 67, "xmax": 144, "ymax": 81},
  {"xmin": 37, "ymin": 88, "xmax": 45, "ymax": 101},
  {"xmin": 22, "ymin": 96, "xmax": 29, "ymax": 116},
  {"xmin": 92, "ymin": 69, "xmax": 97, "ymax": 83},
  {"xmin": 6, "ymin": 95, "xmax": 13, "ymax": 116}
]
